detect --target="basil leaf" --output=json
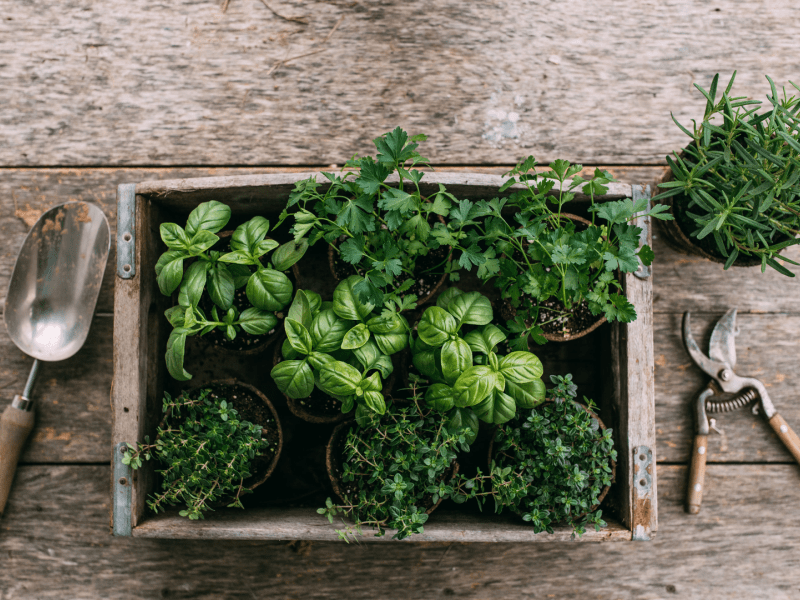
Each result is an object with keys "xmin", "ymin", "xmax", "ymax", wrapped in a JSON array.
[
  {"xmin": 373, "ymin": 331, "xmax": 407, "ymax": 355},
  {"xmin": 285, "ymin": 318, "xmax": 313, "ymax": 354},
  {"xmin": 231, "ymin": 216, "xmax": 270, "ymax": 254},
  {"xmin": 246, "ymin": 268, "xmax": 293, "ymax": 311},
  {"xmin": 479, "ymin": 324, "xmax": 507, "ymax": 352},
  {"xmin": 310, "ymin": 309, "xmax": 350, "ymax": 353},
  {"xmin": 448, "ymin": 291, "xmax": 493, "ymax": 326},
  {"xmin": 463, "ymin": 330, "xmax": 490, "ymax": 355},
  {"xmin": 182, "ymin": 260, "xmax": 210, "ymax": 307},
  {"xmin": 362, "ymin": 371, "xmax": 382, "ymax": 392},
  {"xmin": 355, "ymin": 403, "xmax": 372, "ymax": 427},
  {"xmin": 227, "ymin": 264, "xmax": 251, "ymax": 289},
  {"xmin": 353, "ymin": 339, "xmax": 381, "ymax": 372},
  {"xmin": 333, "ymin": 275, "xmax": 374, "ymax": 321},
  {"xmin": 436, "ymin": 287, "xmax": 463, "ymax": 309},
  {"xmin": 185, "ymin": 201, "xmax": 231, "ymax": 236},
  {"xmin": 218, "ymin": 250, "xmax": 254, "ymax": 265},
  {"xmin": 453, "ymin": 365, "xmax": 496, "ymax": 407},
  {"xmin": 308, "ymin": 351, "xmax": 337, "ymax": 371},
  {"xmin": 272, "ymin": 238, "xmax": 309, "ymax": 271},
  {"xmin": 253, "ymin": 238, "xmax": 279, "ymax": 259},
  {"xmin": 164, "ymin": 305, "xmax": 186, "ymax": 327},
  {"xmin": 505, "ymin": 378, "xmax": 546, "ymax": 409},
  {"xmin": 305, "ymin": 290, "xmax": 322, "ymax": 315},
  {"xmin": 160, "ymin": 223, "xmax": 191, "ymax": 250},
  {"xmin": 157, "ymin": 254, "xmax": 185, "ymax": 296},
  {"xmin": 288, "ymin": 289, "xmax": 313, "ymax": 331},
  {"xmin": 412, "ymin": 348, "xmax": 439, "ymax": 379},
  {"xmin": 362, "ymin": 390, "xmax": 386, "ymax": 415},
  {"xmin": 318, "ymin": 361, "xmax": 362, "ymax": 396},
  {"xmin": 155, "ymin": 249, "xmax": 186, "ymax": 277},
  {"xmin": 417, "ymin": 306, "xmax": 457, "ymax": 346},
  {"xmin": 446, "ymin": 407, "xmax": 479, "ymax": 444},
  {"xmin": 165, "ymin": 329, "xmax": 191, "ymax": 381},
  {"xmin": 440, "ymin": 338, "xmax": 472, "ymax": 386},
  {"xmin": 473, "ymin": 390, "xmax": 516, "ymax": 424},
  {"xmin": 208, "ymin": 264, "xmax": 235, "ymax": 310},
  {"xmin": 342, "ymin": 323, "xmax": 370, "ymax": 350},
  {"xmin": 281, "ymin": 337, "xmax": 300, "ymax": 360},
  {"xmin": 367, "ymin": 313, "xmax": 404, "ymax": 335},
  {"xmin": 238, "ymin": 308, "xmax": 278, "ymax": 335},
  {"xmin": 271, "ymin": 359, "xmax": 314, "ymax": 398},
  {"xmin": 499, "ymin": 351, "xmax": 544, "ymax": 383},
  {"xmin": 188, "ymin": 230, "xmax": 219, "ymax": 255},
  {"xmin": 425, "ymin": 383, "xmax": 455, "ymax": 412}
]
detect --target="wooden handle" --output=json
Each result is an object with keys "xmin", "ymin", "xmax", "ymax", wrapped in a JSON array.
[
  {"xmin": 769, "ymin": 413, "xmax": 800, "ymax": 465},
  {"xmin": 686, "ymin": 434, "xmax": 708, "ymax": 514},
  {"xmin": 0, "ymin": 403, "xmax": 35, "ymax": 515}
]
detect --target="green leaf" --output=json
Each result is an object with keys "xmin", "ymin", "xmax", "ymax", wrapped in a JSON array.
[
  {"xmin": 310, "ymin": 309, "xmax": 350, "ymax": 352},
  {"xmin": 342, "ymin": 323, "xmax": 371, "ymax": 350},
  {"xmin": 446, "ymin": 407, "xmax": 479, "ymax": 445},
  {"xmin": 185, "ymin": 201, "xmax": 231, "ymax": 236},
  {"xmin": 425, "ymin": 383, "xmax": 455, "ymax": 412},
  {"xmin": 412, "ymin": 348, "xmax": 439, "ymax": 379},
  {"xmin": 271, "ymin": 359, "xmax": 314, "ymax": 399},
  {"xmin": 307, "ymin": 351, "xmax": 337, "ymax": 371},
  {"xmin": 238, "ymin": 308, "xmax": 277, "ymax": 335},
  {"xmin": 440, "ymin": 339, "xmax": 472, "ymax": 386},
  {"xmin": 333, "ymin": 275, "xmax": 375, "ymax": 321},
  {"xmin": 247, "ymin": 268, "xmax": 293, "ymax": 311},
  {"xmin": 453, "ymin": 366, "xmax": 496, "ymax": 407},
  {"xmin": 156, "ymin": 253, "xmax": 185, "ymax": 296},
  {"xmin": 505, "ymin": 378, "xmax": 546, "ymax": 409},
  {"xmin": 447, "ymin": 291, "xmax": 493, "ymax": 326},
  {"xmin": 367, "ymin": 313, "xmax": 404, "ymax": 335},
  {"xmin": 180, "ymin": 261, "xmax": 210, "ymax": 307},
  {"xmin": 339, "ymin": 238, "xmax": 364, "ymax": 265},
  {"xmin": 285, "ymin": 318, "xmax": 313, "ymax": 354},
  {"xmin": 373, "ymin": 331, "xmax": 407, "ymax": 356},
  {"xmin": 473, "ymin": 390, "xmax": 516, "ymax": 424},
  {"xmin": 637, "ymin": 244, "xmax": 655, "ymax": 267},
  {"xmin": 189, "ymin": 230, "xmax": 220, "ymax": 254},
  {"xmin": 160, "ymin": 223, "xmax": 191, "ymax": 250},
  {"xmin": 498, "ymin": 351, "xmax": 543, "ymax": 383},
  {"xmin": 208, "ymin": 265, "xmax": 235, "ymax": 310},
  {"xmin": 318, "ymin": 361, "xmax": 362, "ymax": 396},
  {"xmin": 355, "ymin": 156, "xmax": 390, "ymax": 194},
  {"xmin": 374, "ymin": 126, "xmax": 418, "ymax": 166},
  {"xmin": 417, "ymin": 306, "xmax": 458, "ymax": 347},
  {"xmin": 288, "ymin": 289, "xmax": 313, "ymax": 331},
  {"xmin": 165, "ymin": 329, "xmax": 191, "ymax": 381},
  {"xmin": 362, "ymin": 391, "xmax": 386, "ymax": 415},
  {"xmin": 436, "ymin": 287, "xmax": 464, "ymax": 309},
  {"xmin": 272, "ymin": 238, "xmax": 309, "ymax": 271},
  {"xmin": 218, "ymin": 250, "xmax": 254, "ymax": 265},
  {"xmin": 231, "ymin": 216, "xmax": 270, "ymax": 254}
]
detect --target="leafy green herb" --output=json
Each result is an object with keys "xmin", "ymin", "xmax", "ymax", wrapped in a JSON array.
[
  {"xmin": 280, "ymin": 127, "xmax": 451, "ymax": 307},
  {"xmin": 122, "ymin": 388, "xmax": 273, "ymax": 520},
  {"xmin": 653, "ymin": 72, "xmax": 800, "ymax": 274}
]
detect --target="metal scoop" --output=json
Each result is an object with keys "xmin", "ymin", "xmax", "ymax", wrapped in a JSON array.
[{"xmin": 1, "ymin": 202, "xmax": 110, "ymax": 514}]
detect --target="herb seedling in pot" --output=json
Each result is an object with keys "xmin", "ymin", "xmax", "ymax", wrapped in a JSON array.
[
  {"xmin": 439, "ymin": 159, "xmax": 671, "ymax": 345},
  {"xmin": 155, "ymin": 201, "xmax": 308, "ymax": 380},
  {"xmin": 280, "ymin": 127, "xmax": 455, "ymax": 307},
  {"xmin": 653, "ymin": 72, "xmax": 800, "ymax": 273},
  {"xmin": 271, "ymin": 275, "xmax": 409, "ymax": 422}
]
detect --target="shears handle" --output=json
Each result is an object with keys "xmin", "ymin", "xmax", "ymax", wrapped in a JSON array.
[
  {"xmin": 686, "ymin": 433, "xmax": 708, "ymax": 514},
  {"xmin": 768, "ymin": 413, "xmax": 800, "ymax": 464}
]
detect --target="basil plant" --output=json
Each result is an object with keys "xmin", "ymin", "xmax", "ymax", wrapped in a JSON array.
[
  {"xmin": 410, "ymin": 289, "xmax": 546, "ymax": 440},
  {"xmin": 156, "ymin": 201, "xmax": 308, "ymax": 381},
  {"xmin": 271, "ymin": 275, "xmax": 409, "ymax": 419}
]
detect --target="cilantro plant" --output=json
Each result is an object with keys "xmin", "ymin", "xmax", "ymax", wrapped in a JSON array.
[
  {"xmin": 318, "ymin": 392, "xmax": 486, "ymax": 541},
  {"xmin": 280, "ymin": 126, "xmax": 455, "ymax": 307},
  {"xmin": 409, "ymin": 288, "xmax": 546, "ymax": 434},
  {"xmin": 489, "ymin": 374, "xmax": 617, "ymax": 536},
  {"xmin": 122, "ymin": 388, "xmax": 272, "ymax": 520},
  {"xmin": 652, "ymin": 72, "xmax": 800, "ymax": 274},
  {"xmin": 155, "ymin": 201, "xmax": 308, "ymax": 380},
  {"xmin": 437, "ymin": 159, "xmax": 671, "ymax": 347},
  {"xmin": 271, "ymin": 276, "xmax": 409, "ymax": 419}
]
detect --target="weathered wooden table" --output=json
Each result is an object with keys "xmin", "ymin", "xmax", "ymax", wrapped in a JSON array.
[{"xmin": 2, "ymin": 1, "xmax": 799, "ymax": 597}]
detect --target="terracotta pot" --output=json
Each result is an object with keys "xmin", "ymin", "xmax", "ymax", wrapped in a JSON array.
[
  {"xmin": 487, "ymin": 400, "xmax": 616, "ymax": 517},
  {"xmin": 327, "ymin": 214, "xmax": 450, "ymax": 308},
  {"xmin": 326, "ymin": 419, "xmax": 459, "ymax": 514},
  {"xmin": 656, "ymin": 159, "xmax": 763, "ymax": 267},
  {"xmin": 501, "ymin": 213, "xmax": 606, "ymax": 343},
  {"xmin": 179, "ymin": 379, "xmax": 284, "ymax": 494},
  {"xmin": 271, "ymin": 334, "xmax": 396, "ymax": 424}
]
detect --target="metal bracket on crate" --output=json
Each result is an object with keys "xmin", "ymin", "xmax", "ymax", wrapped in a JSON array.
[
  {"xmin": 631, "ymin": 445, "xmax": 654, "ymax": 541},
  {"xmin": 117, "ymin": 183, "xmax": 136, "ymax": 279},
  {"xmin": 632, "ymin": 185, "xmax": 652, "ymax": 280},
  {"xmin": 113, "ymin": 442, "xmax": 133, "ymax": 536}
]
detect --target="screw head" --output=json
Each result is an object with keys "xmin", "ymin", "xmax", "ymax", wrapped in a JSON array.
[{"xmin": 719, "ymin": 369, "xmax": 732, "ymax": 382}]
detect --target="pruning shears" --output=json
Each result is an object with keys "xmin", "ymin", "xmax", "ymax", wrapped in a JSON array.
[{"xmin": 683, "ymin": 308, "xmax": 800, "ymax": 514}]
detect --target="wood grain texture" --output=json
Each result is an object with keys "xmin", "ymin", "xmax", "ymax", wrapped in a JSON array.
[
  {"xmin": 2, "ymin": 463, "xmax": 800, "ymax": 599},
  {"xmin": 2, "ymin": 0, "xmax": 799, "ymax": 166}
]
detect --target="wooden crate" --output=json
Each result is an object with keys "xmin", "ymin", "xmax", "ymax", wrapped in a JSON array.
[{"xmin": 111, "ymin": 172, "xmax": 657, "ymax": 542}]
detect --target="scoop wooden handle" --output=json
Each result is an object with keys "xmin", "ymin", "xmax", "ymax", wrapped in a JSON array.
[
  {"xmin": 686, "ymin": 434, "xmax": 708, "ymax": 514},
  {"xmin": 768, "ymin": 413, "xmax": 800, "ymax": 464},
  {"xmin": 0, "ymin": 404, "xmax": 35, "ymax": 515}
]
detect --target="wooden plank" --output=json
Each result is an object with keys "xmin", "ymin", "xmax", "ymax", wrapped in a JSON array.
[
  {"xmin": 2, "ymin": 463, "xmax": 800, "ymax": 598},
  {"xmin": 2, "ymin": 1, "xmax": 798, "ymax": 166}
]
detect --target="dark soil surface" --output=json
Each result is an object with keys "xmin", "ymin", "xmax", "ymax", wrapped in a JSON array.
[
  {"xmin": 536, "ymin": 297, "xmax": 601, "ymax": 337},
  {"xmin": 331, "ymin": 238, "xmax": 449, "ymax": 302},
  {"xmin": 204, "ymin": 382, "xmax": 281, "ymax": 487}
]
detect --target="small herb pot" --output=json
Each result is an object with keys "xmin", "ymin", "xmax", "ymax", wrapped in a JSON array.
[
  {"xmin": 325, "ymin": 420, "xmax": 459, "ymax": 515},
  {"xmin": 182, "ymin": 379, "xmax": 284, "ymax": 494},
  {"xmin": 271, "ymin": 335, "xmax": 397, "ymax": 424},
  {"xmin": 327, "ymin": 214, "xmax": 451, "ymax": 308},
  {"xmin": 500, "ymin": 213, "xmax": 606, "ymax": 342},
  {"xmin": 488, "ymin": 400, "xmax": 616, "ymax": 519}
]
